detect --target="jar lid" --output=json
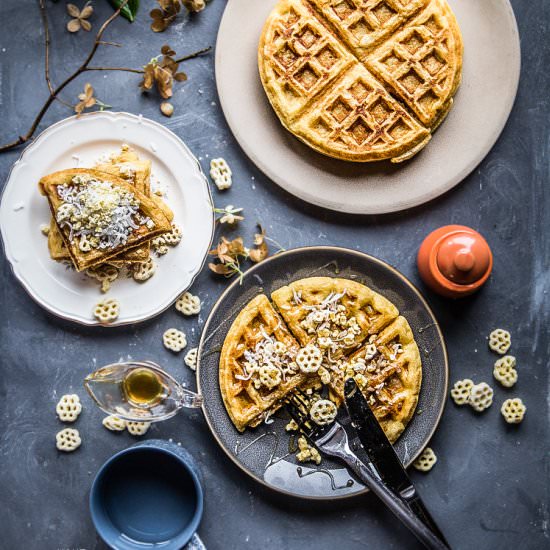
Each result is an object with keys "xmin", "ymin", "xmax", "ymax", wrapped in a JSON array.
[{"xmin": 436, "ymin": 230, "xmax": 492, "ymax": 285}]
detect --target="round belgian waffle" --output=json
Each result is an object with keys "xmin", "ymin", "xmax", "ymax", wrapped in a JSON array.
[{"xmin": 258, "ymin": 0, "xmax": 463, "ymax": 163}]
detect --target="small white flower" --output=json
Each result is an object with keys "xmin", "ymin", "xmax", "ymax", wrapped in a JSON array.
[{"xmin": 216, "ymin": 205, "xmax": 244, "ymax": 225}]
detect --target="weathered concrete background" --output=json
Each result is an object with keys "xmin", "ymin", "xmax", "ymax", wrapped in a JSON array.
[{"xmin": 0, "ymin": 1, "xmax": 548, "ymax": 549}]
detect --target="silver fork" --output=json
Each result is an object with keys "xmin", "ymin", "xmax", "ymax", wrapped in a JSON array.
[{"xmin": 286, "ymin": 391, "xmax": 449, "ymax": 550}]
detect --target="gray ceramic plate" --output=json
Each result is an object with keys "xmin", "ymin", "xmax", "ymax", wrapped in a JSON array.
[
  {"xmin": 215, "ymin": 0, "xmax": 520, "ymax": 214},
  {"xmin": 197, "ymin": 247, "xmax": 448, "ymax": 500}
]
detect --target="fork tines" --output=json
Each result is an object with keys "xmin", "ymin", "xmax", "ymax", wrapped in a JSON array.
[{"xmin": 285, "ymin": 390, "xmax": 331, "ymax": 442}]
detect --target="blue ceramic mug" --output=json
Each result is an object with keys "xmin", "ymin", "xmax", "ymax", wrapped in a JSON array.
[{"xmin": 90, "ymin": 440, "xmax": 204, "ymax": 550}]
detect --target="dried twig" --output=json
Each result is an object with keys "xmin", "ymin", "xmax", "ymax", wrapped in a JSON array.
[{"xmin": 0, "ymin": 2, "xmax": 210, "ymax": 153}]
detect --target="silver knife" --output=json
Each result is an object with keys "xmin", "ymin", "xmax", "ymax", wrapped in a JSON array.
[{"xmin": 344, "ymin": 377, "xmax": 449, "ymax": 547}]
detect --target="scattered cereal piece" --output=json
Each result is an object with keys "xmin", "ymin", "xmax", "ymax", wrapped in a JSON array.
[
  {"xmin": 184, "ymin": 347, "xmax": 198, "ymax": 370},
  {"xmin": 310, "ymin": 399, "xmax": 337, "ymax": 425},
  {"xmin": 285, "ymin": 419, "xmax": 299, "ymax": 432},
  {"xmin": 86, "ymin": 265, "xmax": 120, "ymax": 293},
  {"xmin": 413, "ymin": 447, "xmax": 437, "ymax": 472},
  {"xmin": 489, "ymin": 329, "xmax": 511, "ymax": 354},
  {"xmin": 56, "ymin": 428, "xmax": 81, "ymax": 452},
  {"xmin": 151, "ymin": 236, "xmax": 169, "ymax": 256},
  {"xmin": 56, "ymin": 394, "xmax": 82, "ymax": 422},
  {"xmin": 468, "ymin": 382, "xmax": 494, "ymax": 412},
  {"xmin": 500, "ymin": 398, "xmax": 526, "ymax": 424},
  {"xmin": 40, "ymin": 224, "xmax": 50, "ymax": 235},
  {"xmin": 450, "ymin": 379, "xmax": 474, "ymax": 406},
  {"xmin": 163, "ymin": 223, "xmax": 183, "ymax": 246},
  {"xmin": 102, "ymin": 415, "xmax": 127, "ymax": 432},
  {"xmin": 318, "ymin": 366, "xmax": 331, "ymax": 385},
  {"xmin": 175, "ymin": 292, "xmax": 201, "ymax": 316},
  {"xmin": 493, "ymin": 355, "xmax": 518, "ymax": 388},
  {"xmin": 296, "ymin": 436, "xmax": 321, "ymax": 465},
  {"xmin": 296, "ymin": 344, "xmax": 323, "ymax": 373},
  {"xmin": 133, "ymin": 258, "xmax": 156, "ymax": 282},
  {"xmin": 210, "ymin": 158, "xmax": 232, "ymax": 190},
  {"xmin": 258, "ymin": 365, "xmax": 282, "ymax": 389},
  {"xmin": 163, "ymin": 328, "xmax": 187, "ymax": 352},
  {"xmin": 93, "ymin": 298, "xmax": 120, "ymax": 323},
  {"xmin": 127, "ymin": 421, "xmax": 151, "ymax": 436}
]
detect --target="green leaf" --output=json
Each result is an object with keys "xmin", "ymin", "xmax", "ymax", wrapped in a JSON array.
[{"xmin": 108, "ymin": 0, "xmax": 140, "ymax": 22}]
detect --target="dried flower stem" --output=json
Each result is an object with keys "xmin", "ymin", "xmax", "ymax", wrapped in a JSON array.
[{"xmin": 0, "ymin": 2, "xmax": 210, "ymax": 153}]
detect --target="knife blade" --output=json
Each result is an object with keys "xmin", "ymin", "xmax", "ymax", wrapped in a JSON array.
[{"xmin": 344, "ymin": 377, "xmax": 448, "ymax": 546}]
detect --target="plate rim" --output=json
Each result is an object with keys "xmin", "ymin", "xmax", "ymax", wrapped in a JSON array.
[
  {"xmin": 0, "ymin": 111, "xmax": 216, "ymax": 327},
  {"xmin": 196, "ymin": 245, "xmax": 449, "ymax": 500},
  {"xmin": 214, "ymin": 0, "xmax": 521, "ymax": 215}
]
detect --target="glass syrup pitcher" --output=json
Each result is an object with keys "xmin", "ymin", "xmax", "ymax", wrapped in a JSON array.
[{"xmin": 84, "ymin": 361, "xmax": 203, "ymax": 422}]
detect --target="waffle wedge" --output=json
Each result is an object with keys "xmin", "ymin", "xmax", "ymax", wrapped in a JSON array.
[
  {"xmin": 329, "ymin": 315, "xmax": 422, "ymax": 443},
  {"xmin": 258, "ymin": 0, "xmax": 462, "ymax": 163},
  {"xmin": 40, "ymin": 168, "xmax": 171, "ymax": 271},
  {"xmin": 219, "ymin": 294, "xmax": 307, "ymax": 432},
  {"xmin": 271, "ymin": 276, "xmax": 399, "ymax": 355}
]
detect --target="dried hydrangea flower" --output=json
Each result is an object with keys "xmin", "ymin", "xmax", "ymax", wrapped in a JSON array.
[
  {"xmin": 249, "ymin": 225, "xmax": 269, "ymax": 263},
  {"xmin": 163, "ymin": 328, "xmax": 187, "ymax": 352},
  {"xmin": 413, "ymin": 447, "xmax": 437, "ymax": 472},
  {"xmin": 127, "ymin": 421, "xmax": 151, "ymax": 436},
  {"xmin": 500, "ymin": 398, "xmax": 526, "ymax": 424},
  {"xmin": 468, "ymin": 382, "xmax": 494, "ymax": 412},
  {"xmin": 56, "ymin": 428, "xmax": 81, "ymax": 452},
  {"xmin": 210, "ymin": 158, "xmax": 232, "ymax": 190},
  {"xmin": 150, "ymin": 0, "xmax": 181, "ymax": 32},
  {"xmin": 488, "ymin": 328, "xmax": 511, "ymax": 355},
  {"xmin": 175, "ymin": 292, "xmax": 201, "ymax": 315},
  {"xmin": 140, "ymin": 45, "xmax": 187, "ymax": 98},
  {"xmin": 450, "ymin": 378, "xmax": 474, "ymax": 406},
  {"xmin": 66, "ymin": 2, "xmax": 93, "ymax": 33},
  {"xmin": 215, "ymin": 205, "xmax": 244, "ymax": 225},
  {"xmin": 184, "ymin": 347, "xmax": 198, "ymax": 370},
  {"xmin": 296, "ymin": 344, "xmax": 323, "ymax": 373},
  {"xmin": 493, "ymin": 355, "xmax": 518, "ymax": 388},
  {"xmin": 310, "ymin": 399, "xmax": 337, "ymax": 425},
  {"xmin": 93, "ymin": 298, "xmax": 120, "ymax": 323},
  {"xmin": 56, "ymin": 394, "xmax": 82, "ymax": 423},
  {"xmin": 102, "ymin": 415, "xmax": 127, "ymax": 432}
]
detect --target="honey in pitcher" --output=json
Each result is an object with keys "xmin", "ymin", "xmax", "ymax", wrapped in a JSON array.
[{"xmin": 123, "ymin": 367, "xmax": 166, "ymax": 406}]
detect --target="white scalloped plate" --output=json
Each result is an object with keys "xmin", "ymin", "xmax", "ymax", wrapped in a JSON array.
[
  {"xmin": 215, "ymin": 0, "xmax": 521, "ymax": 214},
  {"xmin": 0, "ymin": 112, "xmax": 214, "ymax": 327}
]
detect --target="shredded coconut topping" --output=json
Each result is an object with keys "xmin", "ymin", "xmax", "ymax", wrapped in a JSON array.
[{"xmin": 55, "ymin": 175, "xmax": 153, "ymax": 251}]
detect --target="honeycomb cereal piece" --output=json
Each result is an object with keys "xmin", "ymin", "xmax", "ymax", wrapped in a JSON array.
[
  {"xmin": 184, "ymin": 347, "xmax": 198, "ymax": 370},
  {"xmin": 133, "ymin": 258, "xmax": 156, "ymax": 282},
  {"xmin": 175, "ymin": 292, "xmax": 201, "ymax": 316},
  {"xmin": 163, "ymin": 223, "xmax": 183, "ymax": 246},
  {"xmin": 86, "ymin": 264, "xmax": 120, "ymax": 293},
  {"xmin": 258, "ymin": 365, "xmax": 282, "ymax": 389},
  {"xmin": 296, "ymin": 344, "xmax": 323, "ymax": 373},
  {"xmin": 450, "ymin": 379, "xmax": 474, "ymax": 406},
  {"xmin": 163, "ymin": 328, "xmax": 187, "ymax": 352},
  {"xmin": 413, "ymin": 447, "xmax": 437, "ymax": 472},
  {"xmin": 151, "ymin": 236, "xmax": 169, "ymax": 256},
  {"xmin": 493, "ymin": 355, "xmax": 518, "ymax": 388},
  {"xmin": 210, "ymin": 158, "xmax": 232, "ymax": 190},
  {"xmin": 56, "ymin": 394, "xmax": 82, "ymax": 422},
  {"xmin": 127, "ymin": 421, "xmax": 151, "ymax": 436},
  {"xmin": 468, "ymin": 382, "xmax": 494, "ymax": 412},
  {"xmin": 500, "ymin": 398, "xmax": 526, "ymax": 424},
  {"xmin": 102, "ymin": 415, "xmax": 127, "ymax": 432},
  {"xmin": 56, "ymin": 428, "xmax": 81, "ymax": 452},
  {"xmin": 489, "ymin": 329, "xmax": 511, "ymax": 354},
  {"xmin": 310, "ymin": 399, "xmax": 337, "ymax": 425},
  {"xmin": 93, "ymin": 298, "xmax": 120, "ymax": 323}
]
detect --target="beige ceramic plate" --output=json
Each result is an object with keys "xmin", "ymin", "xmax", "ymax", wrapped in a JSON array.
[{"xmin": 215, "ymin": 0, "xmax": 520, "ymax": 214}]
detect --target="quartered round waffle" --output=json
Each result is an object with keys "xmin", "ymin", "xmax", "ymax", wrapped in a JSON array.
[{"xmin": 259, "ymin": 0, "xmax": 463, "ymax": 163}]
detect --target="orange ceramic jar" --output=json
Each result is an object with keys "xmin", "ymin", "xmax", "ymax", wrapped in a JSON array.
[{"xmin": 417, "ymin": 225, "xmax": 493, "ymax": 298}]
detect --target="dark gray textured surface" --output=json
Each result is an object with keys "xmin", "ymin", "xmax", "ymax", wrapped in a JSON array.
[{"xmin": 0, "ymin": 1, "xmax": 548, "ymax": 549}]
